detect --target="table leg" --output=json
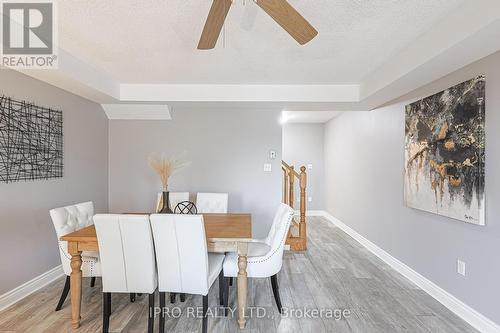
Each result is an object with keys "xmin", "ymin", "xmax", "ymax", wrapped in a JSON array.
[
  {"xmin": 68, "ymin": 242, "xmax": 83, "ymax": 329},
  {"xmin": 237, "ymin": 242, "xmax": 248, "ymax": 329}
]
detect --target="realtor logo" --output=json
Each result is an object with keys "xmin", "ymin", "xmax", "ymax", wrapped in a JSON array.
[{"xmin": 1, "ymin": 0, "xmax": 58, "ymax": 68}]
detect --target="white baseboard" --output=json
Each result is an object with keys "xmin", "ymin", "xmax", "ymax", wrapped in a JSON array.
[
  {"xmin": 315, "ymin": 210, "xmax": 500, "ymax": 333},
  {"xmin": 0, "ymin": 265, "xmax": 64, "ymax": 312}
]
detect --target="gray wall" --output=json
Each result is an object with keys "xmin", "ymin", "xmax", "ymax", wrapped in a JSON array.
[
  {"xmin": 108, "ymin": 109, "xmax": 282, "ymax": 238},
  {"xmin": 0, "ymin": 70, "xmax": 109, "ymax": 295},
  {"xmin": 283, "ymin": 123, "xmax": 325, "ymax": 210},
  {"xmin": 324, "ymin": 51, "xmax": 500, "ymax": 324}
]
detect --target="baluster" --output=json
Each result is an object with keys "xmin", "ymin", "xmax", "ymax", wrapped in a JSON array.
[
  {"xmin": 282, "ymin": 167, "xmax": 289, "ymax": 204},
  {"xmin": 288, "ymin": 166, "xmax": 294, "ymax": 210}
]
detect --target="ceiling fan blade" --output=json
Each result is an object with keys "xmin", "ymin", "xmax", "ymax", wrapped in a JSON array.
[
  {"xmin": 256, "ymin": 0, "xmax": 318, "ymax": 45},
  {"xmin": 198, "ymin": 0, "xmax": 233, "ymax": 50}
]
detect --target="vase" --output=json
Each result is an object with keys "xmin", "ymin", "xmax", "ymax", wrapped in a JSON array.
[{"xmin": 159, "ymin": 191, "xmax": 173, "ymax": 214}]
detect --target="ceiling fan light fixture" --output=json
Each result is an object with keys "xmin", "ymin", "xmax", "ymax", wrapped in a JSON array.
[{"xmin": 197, "ymin": 0, "xmax": 318, "ymax": 50}]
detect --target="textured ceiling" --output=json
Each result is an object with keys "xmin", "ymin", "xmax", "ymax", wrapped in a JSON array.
[{"xmin": 57, "ymin": 0, "xmax": 465, "ymax": 84}]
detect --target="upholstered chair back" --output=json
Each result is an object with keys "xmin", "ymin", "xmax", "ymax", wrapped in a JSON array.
[
  {"xmin": 195, "ymin": 193, "xmax": 228, "ymax": 213},
  {"xmin": 222, "ymin": 203, "xmax": 294, "ymax": 279},
  {"xmin": 150, "ymin": 214, "xmax": 211, "ymax": 295},
  {"xmin": 156, "ymin": 192, "xmax": 190, "ymax": 212},
  {"xmin": 262, "ymin": 203, "xmax": 295, "ymax": 274},
  {"xmin": 50, "ymin": 202, "xmax": 94, "ymax": 275},
  {"xmin": 93, "ymin": 214, "xmax": 157, "ymax": 294}
]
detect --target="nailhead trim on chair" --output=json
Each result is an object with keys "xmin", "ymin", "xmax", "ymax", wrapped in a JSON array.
[
  {"xmin": 59, "ymin": 241, "xmax": 97, "ymax": 277},
  {"xmin": 59, "ymin": 242, "xmax": 72, "ymax": 261},
  {"xmin": 246, "ymin": 211, "xmax": 294, "ymax": 264}
]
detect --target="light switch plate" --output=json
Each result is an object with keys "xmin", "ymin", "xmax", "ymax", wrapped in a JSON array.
[
  {"xmin": 457, "ymin": 259, "xmax": 466, "ymax": 276},
  {"xmin": 269, "ymin": 150, "xmax": 277, "ymax": 160},
  {"xmin": 307, "ymin": 164, "xmax": 313, "ymax": 170},
  {"xmin": 263, "ymin": 163, "xmax": 272, "ymax": 172}
]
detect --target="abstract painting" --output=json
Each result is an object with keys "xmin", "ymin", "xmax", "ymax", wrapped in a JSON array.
[
  {"xmin": 404, "ymin": 76, "xmax": 485, "ymax": 225},
  {"xmin": 0, "ymin": 96, "xmax": 63, "ymax": 183}
]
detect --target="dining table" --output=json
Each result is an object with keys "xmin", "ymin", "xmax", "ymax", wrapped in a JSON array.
[{"xmin": 60, "ymin": 213, "xmax": 253, "ymax": 330}]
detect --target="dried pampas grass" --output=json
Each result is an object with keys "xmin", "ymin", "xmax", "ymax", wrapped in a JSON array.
[{"xmin": 148, "ymin": 152, "xmax": 191, "ymax": 191}]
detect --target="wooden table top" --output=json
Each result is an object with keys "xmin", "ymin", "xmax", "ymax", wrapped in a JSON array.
[{"xmin": 60, "ymin": 213, "xmax": 252, "ymax": 242}]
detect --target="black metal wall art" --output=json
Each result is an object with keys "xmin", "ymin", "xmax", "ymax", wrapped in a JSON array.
[{"xmin": 0, "ymin": 95, "xmax": 63, "ymax": 183}]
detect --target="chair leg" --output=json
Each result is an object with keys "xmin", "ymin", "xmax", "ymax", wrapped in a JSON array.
[
  {"xmin": 102, "ymin": 293, "xmax": 111, "ymax": 333},
  {"xmin": 130, "ymin": 293, "xmax": 136, "ymax": 303},
  {"xmin": 270, "ymin": 274, "xmax": 283, "ymax": 313},
  {"xmin": 218, "ymin": 271, "xmax": 224, "ymax": 306},
  {"xmin": 170, "ymin": 292, "xmax": 176, "ymax": 303},
  {"xmin": 202, "ymin": 295, "xmax": 208, "ymax": 333},
  {"xmin": 223, "ymin": 277, "xmax": 230, "ymax": 316},
  {"xmin": 148, "ymin": 293, "xmax": 155, "ymax": 333},
  {"xmin": 159, "ymin": 292, "xmax": 166, "ymax": 333},
  {"xmin": 180, "ymin": 293, "xmax": 186, "ymax": 302},
  {"xmin": 55, "ymin": 276, "xmax": 70, "ymax": 311},
  {"xmin": 90, "ymin": 277, "xmax": 96, "ymax": 287}
]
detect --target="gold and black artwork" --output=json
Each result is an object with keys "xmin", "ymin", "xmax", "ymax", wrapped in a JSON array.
[{"xmin": 404, "ymin": 76, "xmax": 485, "ymax": 225}]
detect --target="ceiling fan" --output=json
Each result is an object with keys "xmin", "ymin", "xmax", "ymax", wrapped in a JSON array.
[{"xmin": 198, "ymin": 0, "xmax": 318, "ymax": 49}]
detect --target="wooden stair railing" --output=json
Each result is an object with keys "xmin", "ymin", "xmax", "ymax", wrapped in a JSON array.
[{"xmin": 282, "ymin": 160, "xmax": 307, "ymax": 251}]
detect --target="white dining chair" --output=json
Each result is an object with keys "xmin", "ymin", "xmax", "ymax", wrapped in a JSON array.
[
  {"xmin": 156, "ymin": 191, "xmax": 190, "ymax": 212},
  {"xmin": 94, "ymin": 214, "xmax": 157, "ymax": 333},
  {"xmin": 222, "ymin": 203, "xmax": 294, "ymax": 313},
  {"xmin": 195, "ymin": 192, "xmax": 228, "ymax": 213},
  {"xmin": 150, "ymin": 214, "xmax": 226, "ymax": 333},
  {"xmin": 49, "ymin": 201, "xmax": 101, "ymax": 311}
]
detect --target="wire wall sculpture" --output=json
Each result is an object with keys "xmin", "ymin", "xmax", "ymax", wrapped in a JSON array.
[{"xmin": 0, "ymin": 95, "xmax": 63, "ymax": 183}]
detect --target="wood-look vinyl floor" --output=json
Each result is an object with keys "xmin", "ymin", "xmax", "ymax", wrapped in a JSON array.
[{"xmin": 0, "ymin": 217, "xmax": 478, "ymax": 333}]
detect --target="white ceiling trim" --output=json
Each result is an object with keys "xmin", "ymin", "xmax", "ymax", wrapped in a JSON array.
[
  {"xmin": 360, "ymin": 0, "xmax": 500, "ymax": 104},
  {"xmin": 119, "ymin": 84, "xmax": 360, "ymax": 103},
  {"xmin": 282, "ymin": 111, "xmax": 342, "ymax": 123},
  {"xmin": 360, "ymin": 18, "xmax": 500, "ymax": 110},
  {"xmin": 10, "ymin": 1, "xmax": 500, "ymax": 111},
  {"xmin": 102, "ymin": 104, "xmax": 171, "ymax": 120},
  {"xmin": 19, "ymin": 48, "xmax": 120, "ymax": 103}
]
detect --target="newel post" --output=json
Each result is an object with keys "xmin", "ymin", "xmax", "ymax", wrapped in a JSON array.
[{"xmin": 299, "ymin": 166, "xmax": 307, "ymax": 247}]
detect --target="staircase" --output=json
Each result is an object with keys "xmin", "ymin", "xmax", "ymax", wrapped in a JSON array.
[{"xmin": 282, "ymin": 160, "xmax": 307, "ymax": 251}]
